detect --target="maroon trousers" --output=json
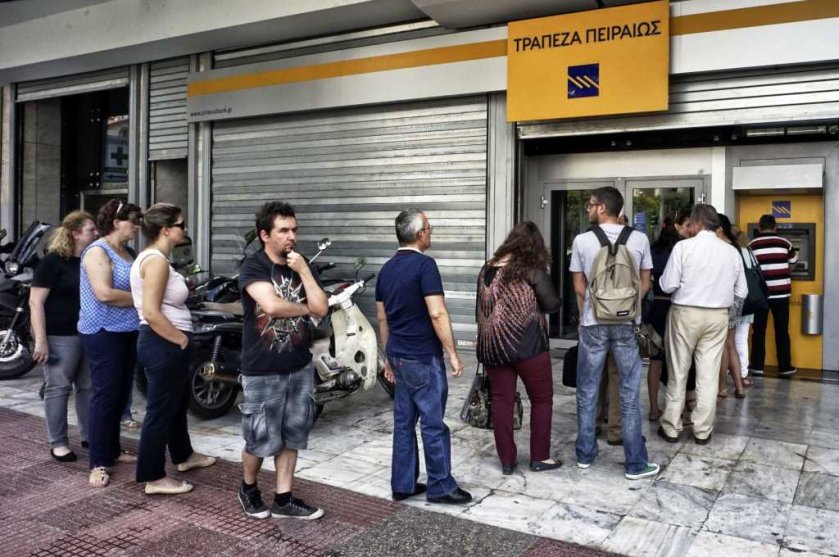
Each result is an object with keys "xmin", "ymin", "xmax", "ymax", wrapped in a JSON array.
[{"xmin": 486, "ymin": 351, "xmax": 553, "ymax": 467}]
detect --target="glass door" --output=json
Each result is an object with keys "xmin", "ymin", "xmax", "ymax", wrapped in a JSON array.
[{"xmin": 543, "ymin": 177, "xmax": 704, "ymax": 347}]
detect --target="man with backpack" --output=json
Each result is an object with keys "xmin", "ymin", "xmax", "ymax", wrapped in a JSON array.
[
  {"xmin": 569, "ymin": 186, "xmax": 659, "ymax": 480},
  {"xmin": 658, "ymin": 204, "xmax": 747, "ymax": 445}
]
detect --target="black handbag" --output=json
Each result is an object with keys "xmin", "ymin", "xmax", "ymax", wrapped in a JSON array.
[
  {"xmin": 740, "ymin": 248, "xmax": 769, "ymax": 316},
  {"xmin": 562, "ymin": 345, "xmax": 578, "ymax": 388},
  {"xmin": 634, "ymin": 322, "xmax": 664, "ymax": 359},
  {"xmin": 460, "ymin": 365, "xmax": 522, "ymax": 430}
]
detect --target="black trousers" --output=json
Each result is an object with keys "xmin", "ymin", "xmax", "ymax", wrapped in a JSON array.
[
  {"xmin": 135, "ymin": 326, "xmax": 194, "ymax": 482},
  {"xmin": 750, "ymin": 297, "xmax": 793, "ymax": 372}
]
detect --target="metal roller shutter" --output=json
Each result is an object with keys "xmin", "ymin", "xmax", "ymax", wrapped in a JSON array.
[
  {"xmin": 16, "ymin": 67, "xmax": 129, "ymax": 102},
  {"xmin": 149, "ymin": 57, "xmax": 189, "ymax": 160},
  {"xmin": 518, "ymin": 63, "xmax": 839, "ymax": 139},
  {"xmin": 211, "ymin": 96, "xmax": 488, "ymax": 343}
]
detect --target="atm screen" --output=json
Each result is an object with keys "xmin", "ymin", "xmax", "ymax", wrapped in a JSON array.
[{"xmin": 747, "ymin": 223, "xmax": 815, "ymax": 281}]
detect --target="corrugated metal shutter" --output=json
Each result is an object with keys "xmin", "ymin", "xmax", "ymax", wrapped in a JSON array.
[
  {"xmin": 149, "ymin": 57, "xmax": 189, "ymax": 160},
  {"xmin": 518, "ymin": 63, "xmax": 839, "ymax": 139},
  {"xmin": 211, "ymin": 96, "xmax": 488, "ymax": 342},
  {"xmin": 16, "ymin": 67, "xmax": 129, "ymax": 102}
]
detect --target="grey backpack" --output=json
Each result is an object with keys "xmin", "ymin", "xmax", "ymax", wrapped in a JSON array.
[{"xmin": 588, "ymin": 226, "xmax": 641, "ymax": 323}]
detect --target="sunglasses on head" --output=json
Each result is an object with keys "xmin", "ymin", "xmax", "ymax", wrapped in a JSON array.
[{"xmin": 114, "ymin": 201, "xmax": 142, "ymax": 224}]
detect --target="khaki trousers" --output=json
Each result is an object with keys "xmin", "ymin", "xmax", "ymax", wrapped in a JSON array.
[{"xmin": 661, "ymin": 305, "xmax": 728, "ymax": 440}]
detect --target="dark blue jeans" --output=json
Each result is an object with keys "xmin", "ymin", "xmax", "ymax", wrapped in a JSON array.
[
  {"xmin": 575, "ymin": 324, "xmax": 649, "ymax": 475},
  {"xmin": 81, "ymin": 329, "xmax": 137, "ymax": 469},
  {"xmin": 390, "ymin": 355, "xmax": 459, "ymax": 498},
  {"xmin": 135, "ymin": 326, "xmax": 194, "ymax": 482}
]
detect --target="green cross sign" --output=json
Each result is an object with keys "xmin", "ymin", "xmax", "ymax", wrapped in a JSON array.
[{"xmin": 110, "ymin": 146, "xmax": 128, "ymax": 166}]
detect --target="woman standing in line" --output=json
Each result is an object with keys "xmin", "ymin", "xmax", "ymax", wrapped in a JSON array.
[
  {"xmin": 130, "ymin": 203, "xmax": 216, "ymax": 495},
  {"xmin": 30, "ymin": 211, "xmax": 98, "ymax": 462},
  {"xmin": 80, "ymin": 200, "xmax": 142, "ymax": 487},
  {"xmin": 732, "ymin": 226, "xmax": 756, "ymax": 388},
  {"xmin": 717, "ymin": 214, "xmax": 748, "ymax": 399},
  {"xmin": 647, "ymin": 210, "xmax": 691, "ymax": 422},
  {"xmin": 476, "ymin": 222, "xmax": 561, "ymax": 475}
]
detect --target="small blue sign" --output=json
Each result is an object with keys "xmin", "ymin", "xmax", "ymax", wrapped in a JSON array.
[
  {"xmin": 633, "ymin": 211, "xmax": 647, "ymax": 232},
  {"xmin": 568, "ymin": 63, "xmax": 600, "ymax": 99},
  {"xmin": 772, "ymin": 201, "xmax": 791, "ymax": 218}
]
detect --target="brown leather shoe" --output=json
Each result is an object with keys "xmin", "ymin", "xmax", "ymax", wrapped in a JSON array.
[{"xmin": 657, "ymin": 426, "xmax": 678, "ymax": 444}]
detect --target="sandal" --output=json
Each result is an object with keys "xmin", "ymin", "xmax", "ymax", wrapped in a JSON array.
[
  {"xmin": 89, "ymin": 466, "xmax": 110, "ymax": 487},
  {"xmin": 116, "ymin": 451, "xmax": 137, "ymax": 464},
  {"xmin": 735, "ymin": 389, "xmax": 746, "ymax": 399},
  {"xmin": 743, "ymin": 377, "xmax": 755, "ymax": 387},
  {"xmin": 648, "ymin": 409, "xmax": 663, "ymax": 422},
  {"xmin": 717, "ymin": 391, "xmax": 728, "ymax": 399}
]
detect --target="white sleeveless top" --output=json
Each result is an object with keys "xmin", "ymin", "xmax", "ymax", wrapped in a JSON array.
[{"xmin": 130, "ymin": 249, "xmax": 193, "ymax": 332}]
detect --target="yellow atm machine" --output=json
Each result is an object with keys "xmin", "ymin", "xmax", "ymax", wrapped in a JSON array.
[{"xmin": 735, "ymin": 164, "xmax": 825, "ymax": 371}]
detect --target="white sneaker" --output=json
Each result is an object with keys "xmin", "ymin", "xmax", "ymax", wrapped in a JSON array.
[
  {"xmin": 577, "ymin": 461, "xmax": 592, "ymax": 469},
  {"xmin": 779, "ymin": 368, "xmax": 797, "ymax": 377},
  {"xmin": 749, "ymin": 368, "xmax": 764, "ymax": 376},
  {"xmin": 625, "ymin": 463, "xmax": 660, "ymax": 480}
]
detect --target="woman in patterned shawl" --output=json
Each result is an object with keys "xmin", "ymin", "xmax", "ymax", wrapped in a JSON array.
[{"xmin": 476, "ymin": 221, "xmax": 561, "ymax": 475}]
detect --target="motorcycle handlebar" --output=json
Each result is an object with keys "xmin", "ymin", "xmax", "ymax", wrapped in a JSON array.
[
  {"xmin": 362, "ymin": 273, "xmax": 375, "ymax": 283},
  {"xmin": 316, "ymin": 261, "xmax": 336, "ymax": 274}
]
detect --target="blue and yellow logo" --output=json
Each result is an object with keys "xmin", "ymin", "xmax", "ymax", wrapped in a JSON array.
[
  {"xmin": 772, "ymin": 201, "xmax": 791, "ymax": 218},
  {"xmin": 568, "ymin": 63, "xmax": 600, "ymax": 98}
]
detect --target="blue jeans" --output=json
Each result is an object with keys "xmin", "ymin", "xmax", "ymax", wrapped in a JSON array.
[
  {"xmin": 81, "ymin": 330, "xmax": 137, "ymax": 469},
  {"xmin": 390, "ymin": 355, "xmax": 458, "ymax": 498},
  {"xmin": 135, "ymin": 326, "xmax": 194, "ymax": 482},
  {"xmin": 575, "ymin": 324, "xmax": 649, "ymax": 474}
]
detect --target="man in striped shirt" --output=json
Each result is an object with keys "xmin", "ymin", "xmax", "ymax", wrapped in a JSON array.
[{"xmin": 748, "ymin": 214, "xmax": 799, "ymax": 377}]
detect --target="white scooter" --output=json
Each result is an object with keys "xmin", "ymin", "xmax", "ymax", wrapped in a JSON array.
[{"xmin": 310, "ymin": 255, "xmax": 395, "ymax": 413}]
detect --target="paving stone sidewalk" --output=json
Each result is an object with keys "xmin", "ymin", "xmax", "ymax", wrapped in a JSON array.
[{"xmin": 0, "ymin": 407, "xmax": 614, "ymax": 557}]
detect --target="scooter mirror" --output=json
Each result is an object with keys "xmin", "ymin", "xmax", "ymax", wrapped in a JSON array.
[
  {"xmin": 354, "ymin": 257, "xmax": 367, "ymax": 271},
  {"xmin": 317, "ymin": 238, "xmax": 332, "ymax": 251}
]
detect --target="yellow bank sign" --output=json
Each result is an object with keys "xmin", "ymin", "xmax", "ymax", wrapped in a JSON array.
[{"xmin": 507, "ymin": 0, "xmax": 670, "ymax": 122}]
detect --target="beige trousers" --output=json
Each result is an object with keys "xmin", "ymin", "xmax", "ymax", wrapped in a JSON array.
[{"xmin": 661, "ymin": 304, "xmax": 728, "ymax": 440}]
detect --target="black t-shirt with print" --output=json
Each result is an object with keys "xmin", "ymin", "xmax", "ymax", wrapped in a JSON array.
[
  {"xmin": 31, "ymin": 252, "xmax": 81, "ymax": 336},
  {"xmin": 238, "ymin": 250, "xmax": 323, "ymax": 376}
]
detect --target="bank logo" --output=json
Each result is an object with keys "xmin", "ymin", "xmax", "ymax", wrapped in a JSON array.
[
  {"xmin": 772, "ymin": 200, "xmax": 791, "ymax": 218},
  {"xmin": 568, "ymin": 63, "xmax": 600, "ymax": 99}
]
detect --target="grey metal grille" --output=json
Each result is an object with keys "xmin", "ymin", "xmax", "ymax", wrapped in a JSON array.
[
  {"xmin": 149, "ymin": 57, "xmax": 189, "ymax": 160},
  {"xmin": 16, "ymin": 67, "xmax": 129, "ymax": 102},
  {"xmin": 211, "ymin": 95, "xmax": 488, "ymax": 342}
]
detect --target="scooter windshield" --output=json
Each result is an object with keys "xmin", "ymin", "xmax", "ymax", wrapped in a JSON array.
[{"xmin": 9, "ymin": 221, "xmax": 53, "ymax": 269}]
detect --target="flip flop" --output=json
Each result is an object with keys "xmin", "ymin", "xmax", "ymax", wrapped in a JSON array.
[
  {"xmin": 743, "ymin": 377, "xmax": 755, "ymax": 387},
  {"xmin": 116, "ymin": 451, "xmax": 137, "ymax": 464},
  {"xmin": 648, "ymin": 409, "xmax": 663, "ymax": 422},
  {"xmin": 144, "ymin": 481, "xmax": 193, "ymax": 495}
]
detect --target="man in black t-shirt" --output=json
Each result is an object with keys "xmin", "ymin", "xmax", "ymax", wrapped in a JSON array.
[{"xmin": 236, "ymin": 202, "xmax": 327, "ymax": 521}]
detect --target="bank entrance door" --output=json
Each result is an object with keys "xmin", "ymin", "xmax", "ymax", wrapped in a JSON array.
[{"xmin": 540, "ymin": 177, "xmax": 704, "ymax": 347}]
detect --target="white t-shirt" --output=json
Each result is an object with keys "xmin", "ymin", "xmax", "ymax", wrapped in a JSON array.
[
  {"xmin": 569, "ymin": 224, "xmax": 653, "ymax": 327},
  {"xmin": 130, "ymin": 249, "xmax": 193, "ymax": 332}
]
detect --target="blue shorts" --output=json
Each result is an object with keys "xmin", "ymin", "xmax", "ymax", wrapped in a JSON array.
[{"xmin": 239, "ymin": 363, "xmax": 316, "ymax": 457}]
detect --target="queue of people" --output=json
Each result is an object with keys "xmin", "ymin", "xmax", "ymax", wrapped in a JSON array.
[
  {"xmin": 30, "ymin": 193, "xmax": 791, "ymax": 519},
  {"xmin": 34, "ymin": 200, "xmax": 214, "ymax": 491}
]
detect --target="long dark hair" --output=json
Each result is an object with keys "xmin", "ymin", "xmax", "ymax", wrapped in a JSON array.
[
  {"xmin": 717, "ymin": 213, "xmax": 738, "ymax": 246},
  {"xmin": 653, "ymin": 209, "xmax": 689, "ymax": 252},
  {"xmin": 489, "ymin": 221, "xmax": 550, "ymax": 283}
]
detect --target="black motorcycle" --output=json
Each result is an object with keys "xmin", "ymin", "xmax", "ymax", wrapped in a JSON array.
[{"xmin": 0, "ymin": 221, "xmax": 52, "ymax": 380}]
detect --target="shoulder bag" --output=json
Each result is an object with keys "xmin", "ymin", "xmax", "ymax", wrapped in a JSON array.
[
  {"xmin": 740, "ymin": 248, "xmax": 769, "ymax": 316},
  {"xmin": 460, "ymin": 364, "xmax": 522, "ymax": 430}
]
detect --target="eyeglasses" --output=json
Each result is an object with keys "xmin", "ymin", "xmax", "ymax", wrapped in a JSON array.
[
  {"xmin": 584, "ymin": 201, "xmax": 604, "ymax": 211},
  {"xmin": 170, "ymin": 221, "xmax": 186, "ymax": 230}
]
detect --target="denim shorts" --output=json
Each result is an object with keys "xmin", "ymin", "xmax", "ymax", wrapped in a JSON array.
[{"xmin": 239, "ymin": 363, "xmax": 316, "ymax": 457}]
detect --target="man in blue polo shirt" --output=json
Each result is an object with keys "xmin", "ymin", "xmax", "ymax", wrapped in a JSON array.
[{"xmin": 375, "ymin": 209, "xmax": 472, "ymax": 505}]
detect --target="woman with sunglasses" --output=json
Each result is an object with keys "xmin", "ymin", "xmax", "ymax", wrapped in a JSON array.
[
  {"xmin": 130, "ymin": 203, "xmax": 215, "ymax": 495},
  {"xmin": 80, "ymin": 199, "xmax": 142, "ymax": 487}
]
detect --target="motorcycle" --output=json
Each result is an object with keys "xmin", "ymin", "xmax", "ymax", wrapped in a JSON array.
[
  {"xmin": 0, "ymin": 221, "xmax": 53, "ymax": 380},
  {"xmin": 138, "ymin": 236, "xmax": 394, "ymax": 420}
]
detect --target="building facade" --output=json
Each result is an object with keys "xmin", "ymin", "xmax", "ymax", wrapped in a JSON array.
[{"xmin": 1, "ymin": 0, "xmax": 837, "ymax": 369}]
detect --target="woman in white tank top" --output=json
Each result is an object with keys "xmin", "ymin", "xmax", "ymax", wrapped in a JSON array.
[{"xmin": 130, "ymin": 203, "xmax": 216, "ymax": 495}]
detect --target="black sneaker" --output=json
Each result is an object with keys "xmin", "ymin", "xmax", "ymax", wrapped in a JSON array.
[
  {"xmin": 271, "ymin": 496, "xmax": 324, "ymax": 520},
  {"xmin": 238, "ymin": 485, "xmax": 270, "ymax": 519}
]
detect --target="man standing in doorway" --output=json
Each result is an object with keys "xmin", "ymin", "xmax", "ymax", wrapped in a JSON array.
[
  {"xmin": 376, "ymin": 209, "xmax": 472, "ymax": 505},
  {"xmin": 658, "ymin": 205, "xmax": 747, "ymax": 445},
  {"xmin": 570, "ymin": 186, "xmax": 659, "ymax": 480},
  {"xmin": 749, "ymin": 214, "xmax": 799, "ymax": 377},
  {"xmin": 237, "ymin": 201, "xmax": 328, "ymax": 520}
]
